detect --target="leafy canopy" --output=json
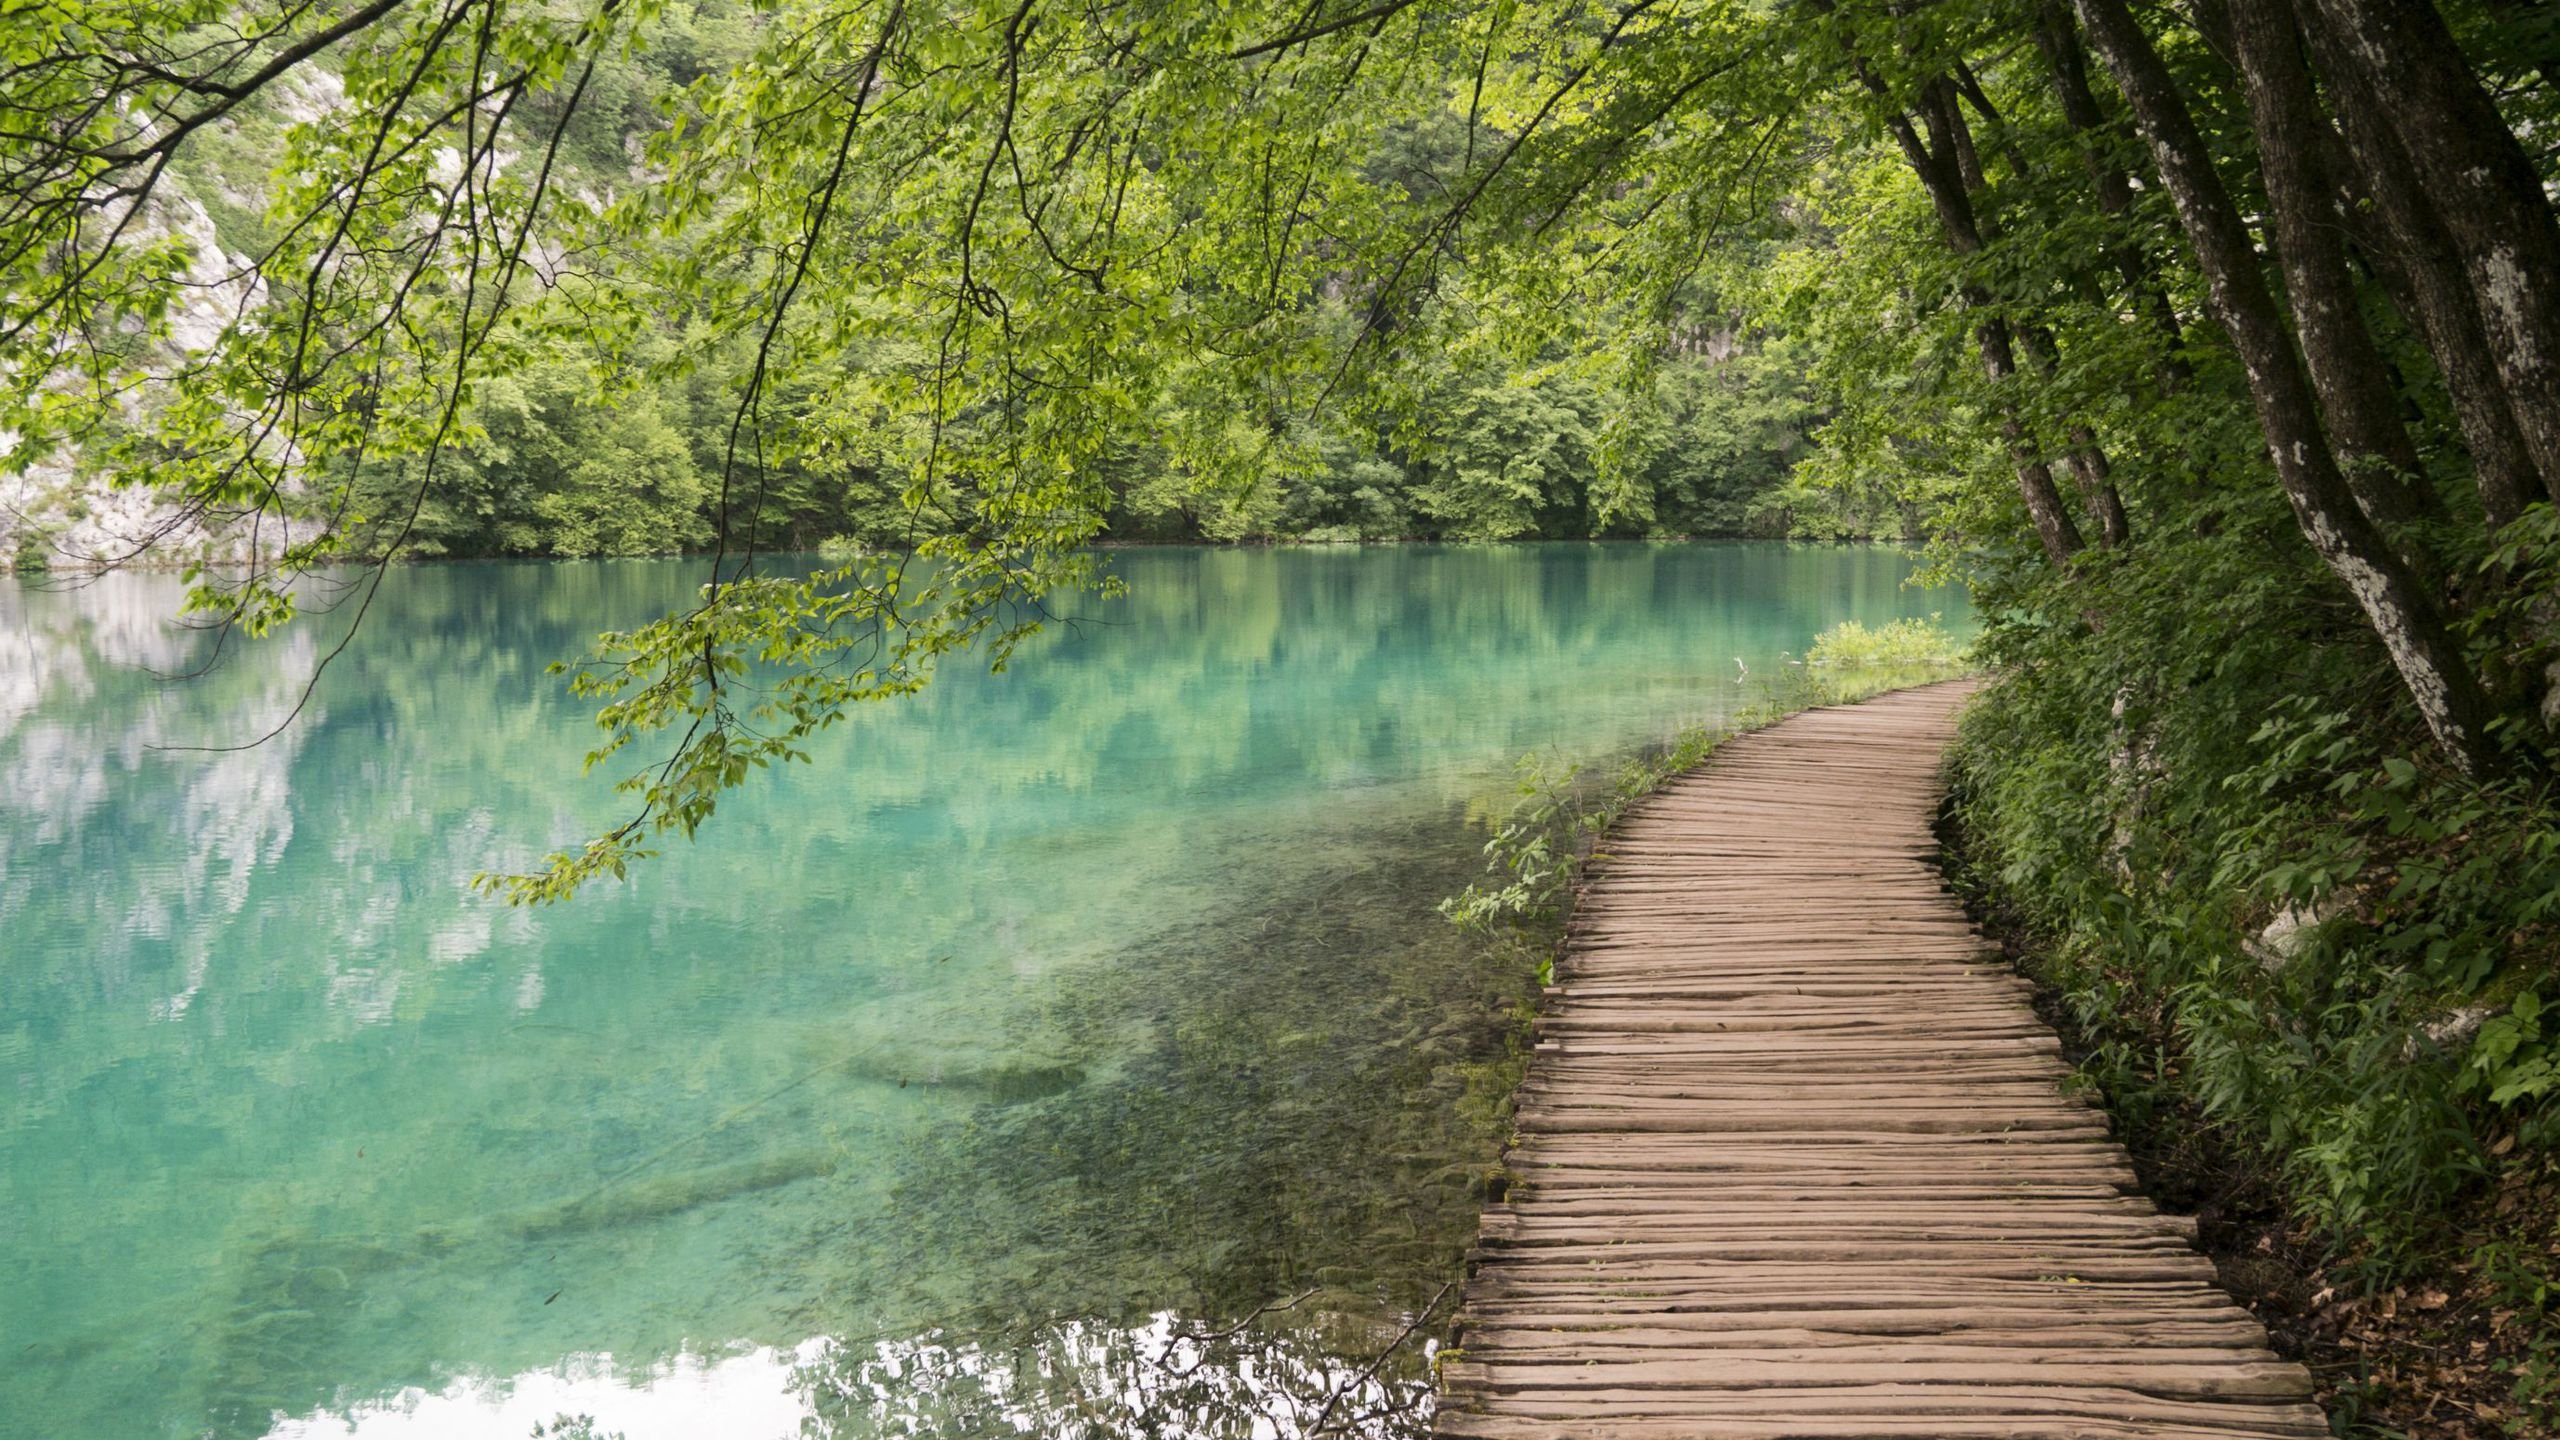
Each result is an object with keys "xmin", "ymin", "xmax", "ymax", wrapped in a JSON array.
[{"xmin": 3, "ymin": 0, "xmax": 1832, "ymax": 898}]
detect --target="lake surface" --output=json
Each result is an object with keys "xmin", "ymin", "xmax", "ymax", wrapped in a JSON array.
[{"xmin": 0, "ymin": 544, "xmax": 1968, "ymax": 1440}]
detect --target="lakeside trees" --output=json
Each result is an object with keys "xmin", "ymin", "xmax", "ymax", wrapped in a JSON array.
[
  {"xmin": 13, "ymin": 0, "xmax": 2552, "ymax": 788},
  {"xmin": 0, "ymin": 5, "xmax": 1831, "ymax": 561},
  {"xmin": 5, "ymin": 0, "xmax": 2560, "ymax": 1349}
]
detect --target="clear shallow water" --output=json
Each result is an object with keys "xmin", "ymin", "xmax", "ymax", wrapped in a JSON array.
[{"xmin": 0, "ymin": 543, "xmax": 1968, "ymax": 1440}]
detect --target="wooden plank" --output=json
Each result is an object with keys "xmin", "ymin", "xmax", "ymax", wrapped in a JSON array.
[{"xmin": 1436, "ymin": 681, "xmax": 2321, "ymax": 1439}]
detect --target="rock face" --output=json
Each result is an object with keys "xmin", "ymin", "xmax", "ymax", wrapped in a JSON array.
[{"xmin": 3, "ymin": 157, "xmax": 287, "ymax": 574}]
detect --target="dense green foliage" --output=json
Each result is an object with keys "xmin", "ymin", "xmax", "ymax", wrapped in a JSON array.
[
  {"xmin": 1803, "ymin": 613, "xmax": 1968, "ymax": 676},
  {"xmin": 1942, "ymin": 513, "xmax": 2560, "ymax": 1416},
  {"xmin": 312, "ymin": 320, "xmax": 1835, "ymax": 554},
  {"xmin": 1951, "ymin": 518, "xmax": 2560, "ymax": 1249}
]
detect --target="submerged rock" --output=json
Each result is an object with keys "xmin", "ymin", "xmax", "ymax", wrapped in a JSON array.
[{"xmin": 506, "ymin": 1148, "xmax": 839, "ymax": 1240}]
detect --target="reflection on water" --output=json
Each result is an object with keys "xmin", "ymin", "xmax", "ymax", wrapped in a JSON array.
[
  {"xmin": 0, "ymin": 544, "xmax": 1968, "ymax": 1439},
  {"xmin": 267, "ymin": 1341, "xmax": 829, "ymax": 1440},
  {"xmin": 273, "ymin": 1316, "xmax": 1431, "ymax": 1440}
]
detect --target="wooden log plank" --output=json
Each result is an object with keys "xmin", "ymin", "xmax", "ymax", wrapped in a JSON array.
[{"xmin": 1436, "ymin": 682, "xmax": 2320, "ymax": 1439}]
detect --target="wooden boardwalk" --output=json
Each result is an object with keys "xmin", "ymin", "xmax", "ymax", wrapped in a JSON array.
[{"xmin": 1436, "ymin": 681, "xmax": 2325, "ymax": 1440}]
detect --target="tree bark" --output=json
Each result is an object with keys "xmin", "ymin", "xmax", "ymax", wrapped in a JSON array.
[
  {"xmin": 2020, "ymin": 322, "xmax": 2134, "ymax": 546},
  {"xmin": 2303, "ymin": 0, "xmax": 2560, "ymax": 506},
  {"xmin": 2063, "ymin": 426, "xmax": 2134, "ymax": 546},
  {"xmin": 2294, "ymin": 3, "xmax": 2546, "ymax": 530},
  {"xmin": 2225, "ymin": 0, "xmax": 2443, "ymax": 547},
  {"xmin": 2073, "ymin": 0, "xmax": 2502, "ymax": 773},
  {"xmin": 1949, "ymin": 62, "xmax": 2031, "ymax": 182},
  {"xmin": 1923, "ymin": 78, "xmax": 1989, "ymax": 194}
]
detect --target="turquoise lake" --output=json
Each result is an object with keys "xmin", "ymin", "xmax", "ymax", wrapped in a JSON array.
[{"xmin": 0, "ymin": 543, "xmax": 1969, "ymax": 1440}]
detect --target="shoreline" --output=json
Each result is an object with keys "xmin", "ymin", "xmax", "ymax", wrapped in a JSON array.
[{"xmin": 2, "ymin": 531, "xmax": 1922, "ymax": 577}]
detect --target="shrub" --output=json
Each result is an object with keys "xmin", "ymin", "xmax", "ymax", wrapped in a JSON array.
[{"xmin": 1804, "ymin": 614, "xmax": 1969, "ymax": 670}]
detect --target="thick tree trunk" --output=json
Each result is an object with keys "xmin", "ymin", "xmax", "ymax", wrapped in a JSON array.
[
  {"xmin": 2304, "ymin": 0, "xmax": 2560, "ymax": 505},
  {"xmin": 2074, "ymin": 0, "xmax": 2502, "ymax": 773},
  {"xmin": 1923, "ymin": 79, "xmax": 1989, "ymax": 194},
  {"xmin": 2226, "ymin": 0, "xmax": 2443, "ymax": 547},
  {"xmin": 2295, "ymin": 4, "xmax": 2546, "ymax": 529},
  {"xmin": 1918, "ymin": 84, "xmax": 2130, "ymax": 552},
  {"xmin": 2032, "ymin": 1, "xmax": 2134, "ymax": 216}
]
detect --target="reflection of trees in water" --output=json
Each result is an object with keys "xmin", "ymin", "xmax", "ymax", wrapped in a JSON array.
[
  {"xmin": 2, "ymin": 571, "xmax": 305, "ymax": 832},
  {"xmin": 838, "ymin": 543, "xmax": 1957, "ymax": 811},
  {"xmin": 0, "ymin": 569, "xmax": 199, "ymax": 746},
  {"xmin": 799, "ymin": 1310, "xmax": 1436, "ymax": 1440},
  {"xmin": 0, "ymin": 567, "xmax": 571, "ymax": 1038},
  {"xmin": 0, "ymin": 573, "xmax": 322, "ymax": 1044},
  {"xmin": 0, "ymin": 545, "xmax": 1959, "ymax": 941},
  {"xmin": 0, "ymin": 544, "xmax": 1950, "ymax": 1048}
]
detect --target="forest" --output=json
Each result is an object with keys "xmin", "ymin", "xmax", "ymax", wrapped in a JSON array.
[
  {"xmin": 6, "ymin": 0, "xmax": 2560, "ymax": 1428},
  {"xmin": 2, "ymin": 3, "xmax": 1845, "ymax": 556}
]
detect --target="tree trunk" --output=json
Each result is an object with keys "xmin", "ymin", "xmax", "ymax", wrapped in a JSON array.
[
  {"xmin": 2073, "ymin": 0, "xmax": 2502, "ymax": 773},
  {"xmin": 2303, "ymin": 0, "xmax": 2560, "ymax": 505},
  {"xmin": 1920, "ymin": 83, "xmax": 2130, "ymax": 552},
  {"xmin": 2226, "ymin": 0, "xmax": 2443, "ymax": 549},
  {"xmin": 2064, "ymin": 427, "xmax": 2134, "ymax": 546},
  {"xmin": 2031, "ymin": 0, "xmax": 2193, "ymax": 390},
  {"xmin": 1951, "ymin": 61, "xmax": 2032, "ymax": 178},
  {"xmin": 1854, "ymin": 63, "xmax": 2089, "ymax": 567},
  {"xmin": 2020, "ymin": 322, "xmax": 2134, "ymax": 546},
  {"xmin": 1978, "ymin": 308, "xmax": 2092, "ymax": 566},
  {"xmin": 2295, "ymin": 2, "xmax": 2546, "ymax": 530},
  {"xmin": 1923, "ymin": 78, "xmax": 1988, "ymax": 194}
]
